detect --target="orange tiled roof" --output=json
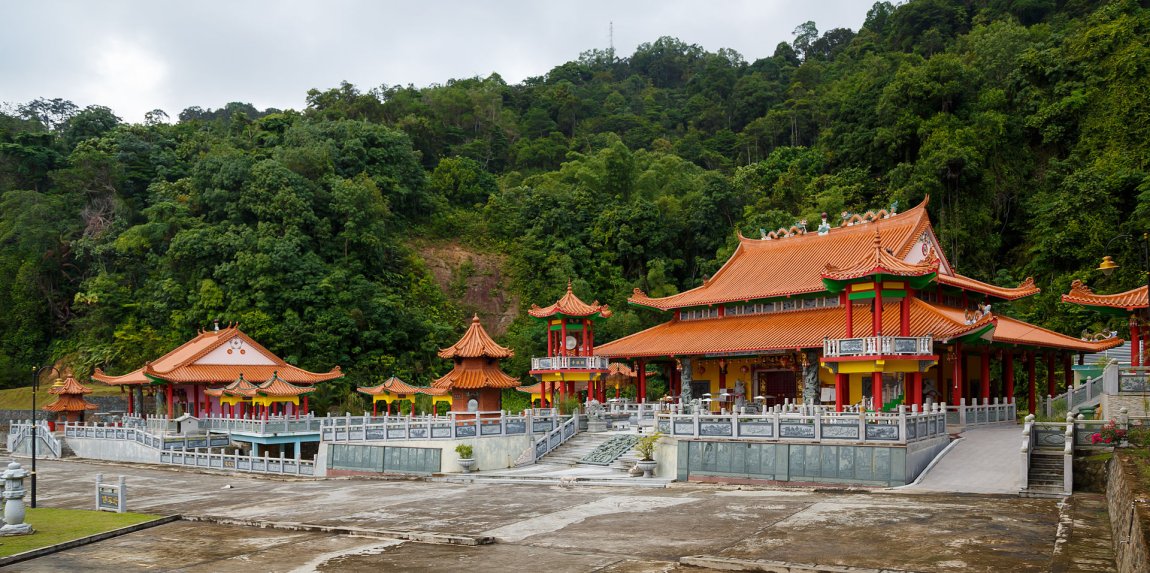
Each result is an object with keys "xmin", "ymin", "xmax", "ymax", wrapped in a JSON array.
[
  {"xmin": 607, "ymin": 362, "xmax": 636, "ymax": 378},
  {"xmin": 599, "ymin": 297, "xmax": 1117, "ymax": 358},
  {"xmin": 529, "ymin": 282, "xmax": 613, "ymax": 318},
  {"xmin": 204, "ymin": 375, "xmax": 260, "ymax": 398},
  {"xmin": 42, "ymin": 394, "xmax": 98, "ymax": 412},
  {"xmin": 92, "ymin": 326, "xmax": 343, "ymax": 386},
  {"xmin": 432, "ymin": 361, "xmax": 521, "ymax": 390},
  {"xmin": 256, "ymin": 373, "xmax": 316, "ymax": 397},
  {"xmin": 48, "ymin": 376, "xmax": 93, "ymax": 395},
  {"xmin": 937, "ymin": 274, "xmax": 1039, "ymax": 301},
  {"xmin": 822, "ymin": 228, "xmax": 939, "ymax": 281},
  {"xmin": 516, "ymin": 382, "xmax": 542, "ymax": 394},
  {"xmin": 598, "ymin": 299, "xmax": 990, "ymax": 358},
  {"xmin": 1061, "ymin": 280, "xmax": 1147, "ymax": 310},
  {"xmin": 357, "ymin": 376, "xmax": 447, "ymax": 396},
  {"xmin": 628, "ymin": 200, "xmax": 938, "ymax": 310},
  {"xmin": 437, "ymin": 315, "xmax": 514, "ymax": 359}
]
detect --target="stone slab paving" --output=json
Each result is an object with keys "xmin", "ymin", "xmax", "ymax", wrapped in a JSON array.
[
  {"xmin": 1051, "ymin": 493, "xmax": 1118, "ymax": 572},
  {"xmin": 7, "ymin": 458, "xmax": 1072, "ymax": 572},
  {"xmin": 900, "ymin": 424, "xmax": 1023, "ymax": 494}
]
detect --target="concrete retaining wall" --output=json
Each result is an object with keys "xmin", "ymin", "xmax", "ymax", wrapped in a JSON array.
[
  {"xmin": 318, "ymin": 434, "xmax": 534, "ymax": 474},
  {"xmin": 1107, "ymin": 454, "xmax": 1150, "ymax": 573},
  {"xmin": 66, "ymin": 436, "xmax": 161, "ymax": 465},
  {"xmin": 672, "ymin": 437, "xmax": 951, "ymax": 486},
  {"xmin": 1103, "ymin": 393, "xmax": 1150, "ymax": 419}
]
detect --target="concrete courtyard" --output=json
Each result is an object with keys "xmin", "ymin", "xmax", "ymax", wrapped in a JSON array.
[{"xmin": 5, "ymin": 457, "xmax": 1066, "ymax": 572}]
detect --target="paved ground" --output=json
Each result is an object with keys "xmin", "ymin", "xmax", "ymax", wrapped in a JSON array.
[
  {"xmin": 7, "ymin": 457, "xmax": 1068, "ymax": 572},
  {"xmin": 902, "ymin": 425, "xmax": 1024, "ymax": 494}
]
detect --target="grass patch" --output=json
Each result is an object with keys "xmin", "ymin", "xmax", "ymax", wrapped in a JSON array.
[{"xmin": 0, "ymin": 508, "xmax": 161, "ymax": 557}]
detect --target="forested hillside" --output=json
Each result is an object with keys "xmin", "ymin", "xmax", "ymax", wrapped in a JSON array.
[{"xmin": 2, "ymin": 0, "xmax": 1148, "ymax": 410}]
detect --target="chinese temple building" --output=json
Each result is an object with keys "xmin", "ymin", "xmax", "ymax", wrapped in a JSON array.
[
  {"xmin": 432, "ymin": 315, "xmax": 519, "ymax": 412},
  {"xmin": 528, "ymin": 283, "xmax": 612, "ymax": 404},
  {"xmin": 597, "ymin": 198, "xmax": 1121, "ymax": 414},
  {"xmin": 93, "ymin": 324, "xmax": 342, "ymax": 418},
  {"xmin": 42, "ymin": 375, "xmax": 98, "ymax": 423},
  {"xmin": 358, "ymin": 376, "xmax": 450, "ymax": 415},
  {"xmin": 1062, "ymin": 280, "xmax": 1146, "ymax": 366}
]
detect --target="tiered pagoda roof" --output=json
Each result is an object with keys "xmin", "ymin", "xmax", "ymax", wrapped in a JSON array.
[
  {"xmin": 528, "ymin": 283, "xmax": 613, "ymax": 318},
  {"xmin": 93, "ymin": 325, "xmax": 342, "ymax": 386},
  {"xmin": 42, "ymin": 376, "xmax": 97, "ymax": 413},
  {"xmin": 437, "ymin": 315, "xmax": 514, "ymax": 359},
  {"xmin": 255, "ymin": 372, "xmax": 315, "ymax": 398},
  {"xmin": 1062, "ymin": 280, "xmax": 1148, "ymax": 312},
  {"xmin": 627, "ymin": 198, "xmax": 1038, "ymax": 311},
  {"xmin": 433, "ymin": 315, "xmax": 520, "ymax": 390}
]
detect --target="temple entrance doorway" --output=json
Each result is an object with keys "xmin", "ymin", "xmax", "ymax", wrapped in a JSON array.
[{"xmin": 755, "ymin": 370, "xmax": 798, "ymax": 408}]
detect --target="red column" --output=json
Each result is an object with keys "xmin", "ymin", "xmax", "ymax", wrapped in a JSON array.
[
  {"xmin": 835, "ymin": 373, "xmax": 847, "ymax": 412},
  {"xmin": 900, "ymin": 293, "xmax": 911, "ymax": 336},
  {"xmin": 872, "ymin": 372, "xmax": 883, "ymax": 411},
  {"xmin": 373, "ymin": 400, "xmax": 378, "ymax": 416},
  {"xmin": 1027, "ymin": 351, "xmax": 1037, "ymax": 414},
  {"xmin": 1004, "ymin": 350, "xmax": 1015, "ymax": 403},
  {"xmin": 845, "ymin": 293, "xmax": 854, "ymax": 337},
  {"xmin": 560, "ymin": 320, "xmax": 568, "ymax": 357},
  {"xmin": 166, "ymin": 384, "xmax": 174, "ymax": 419},
  {"xmin": 303, "ymin": 395, "xmax": 309, "ymax": 415},
  {"xmin": 951, "ymin": 343, "xmax": 963, "ymax": 404},
  {"xmin": 873, "ymin": 281, "xmax": 883, "ymax": 336},
  {"xmin": 980, "ymin": 348, "xmax": 990, "ymax": 403},
  {"xmin": 127, "ymin": 390, "xmax": 134, "ymax": 415},
  {"xmin": 637, "ymin": 360, "xmax": 647, "ymax": 403},
  {"xmin": 1046, "ymin": 352, "xmax": 1056, "ymax": 398},
  {"xmin": 1132, "ymin": 319, "xmax": 1141, "ymax": 367},
  {"xmin": 912, "ymin": 372, "xmax": 923, "ymax": 408}
]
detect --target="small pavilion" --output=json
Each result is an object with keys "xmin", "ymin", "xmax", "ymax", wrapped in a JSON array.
[
  {"xmin": 94, "ymin": 324, "xmax": 341, "ymax": 418},
  {"xmin": 42, "ymin": 375, "xmax": 98, "ymax": 423},
  {"xmin": 358, "ymin": 376, "xmax": 451, "ymax": 415},
  {"xmin": 203, "ymin": 375, "xmax": 260, "ymax": 418},
  {"xmin": 527, "ymin": 283, "xmax": 612, "ymax": 404},
  {"xmin": 515, "ymin": 382, "xmax": 546, "ymax": 407},
  {"xmin": 432, "ymin": 315, "xmax": 519, "ymax": 412},
  {"xmin": 1062, "ymin": 281, "xmax": 1146, "ymax": 366},
  {"xmin": 605, "ymin": 362, "xmax": 637, "ymax": 401}
]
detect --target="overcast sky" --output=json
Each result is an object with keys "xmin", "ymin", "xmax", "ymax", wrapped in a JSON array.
[{"xmin": 1, "ymin": 1, "xmax": 874, "ymax": 124}]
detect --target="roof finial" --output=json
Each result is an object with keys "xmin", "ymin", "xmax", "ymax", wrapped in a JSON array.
[
  {"xmin": 567, "ymin": 280, "xmax": 573, "ymax": 293},
  {"xmin": 472, "ymin": 313, "xmax": 481, "ymax": 323}
]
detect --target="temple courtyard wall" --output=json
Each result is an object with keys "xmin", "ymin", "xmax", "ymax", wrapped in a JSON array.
[{"xmin": 318, "ymin": 434, "xmax": 534, "ymax": 476}]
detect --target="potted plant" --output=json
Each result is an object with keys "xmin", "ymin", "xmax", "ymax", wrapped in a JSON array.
[
  {"xmin": 455, "ymin": 443, "xmax": 476, "ymax": 473},
  {"xmin": 633, "ymin": 432, "xmax": 662, "ymax": 478}
]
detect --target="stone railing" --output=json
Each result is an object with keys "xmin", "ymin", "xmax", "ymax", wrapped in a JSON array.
[
  {"xmin": 1117, "ymin": 366, "xmax": 1150, "ymax": 393},
  {"xmin": 654, "ymin": 405, "xmax": 948, "ymax": 445},
  {"xmin": 7, "ymin": 421, "xmax": 61, "ymax": 458},
  {"xmin": 944, "ymin": 398, "xmax": 1017, "ymax": 427},
  {"xmin": 158, "ymin": 449, "xmax": 315, "ymax": 476},
  {"xmin": 530, "ymin": 355, "xmax": 610, "ymax": 371},
  {"xmin": 525, "ymin": 414, "xmax": 579, "ymax": 465},
  {"xmin": 1021, "ymin": 413, "xmax": 1074, "ymax": 495},
  {"xmin": 606, "ymin": 402, "xmax": 664, "ymax": 426},
  {"xmin": 202, "ymin": 415, "xmax": 323, "ymax": 435},
  {"xmin": 63, "ymin": 423, "xmax": 230, "ymax": 450},
  {"xmin": 823, "ymin": 335, "xmax": 933, "ymax": 358},
  {"xmin": 318, "ymin": 411, "xmax": 559, "ymax": 442}
]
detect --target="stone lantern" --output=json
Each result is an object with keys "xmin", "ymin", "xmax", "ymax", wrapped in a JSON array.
[{"xmin": 0, "ymin": 461, "xmax": 34, "ymax": 535}]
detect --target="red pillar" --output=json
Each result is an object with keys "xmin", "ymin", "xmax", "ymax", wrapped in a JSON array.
[
  {"xmin": 166, "ymin": 384, "xmax": 174, "ymax": 419},
  {"xmin": 912, "ymin": 372, "xmax": 923, "ymax": 408},
  {"xmin": 1046, "ymin": 352, "xmax": 1056, "ymax": 398},
  {"xmin": 872, "ymin": 372, "xmax": 883, "ymax": 411},
  {"xmin": 845, "ymin": 293, "xmax": 854, "ymax": 337},
  {"xmin": 1132, "ymin": 319, "xmax": 1141, "ymax": 367},
  {"xmin": 638, "ymin": 360, "xmax": 647, "ymax": 403},
  {"xmin": 873, "ymin": 281, "xmax": 883, "ymax": 336},
  {"xmin": 372, "ymin": 400, "xmax": 378, "ymax": 416},
  {"xmin": 951, "ymin": 343, "xmax": 963, "ymax": 404},
  {"xmin": 560, "ymin": 320, "xmax": 568, "ymax": 357},
  {"xmin": 980, "ymin": 348, "xmax": 990, "ymax": 403},
  {"xmin": 1027, "ymin": 351, "xmax": 1037, "ymax": 414},
  {"xmin": 900, "ymin": 293, "xmax": 911, "ymax": 336},
  {"xmin": 127, "ymin": 390, "xmax": 134, "ymax": 415},
  {"xmin": 1004, "ymin": 350, "xmax": 1015, "ymax": 403},
  {"xmin": 303, "ymin": 395, "xmax": 309, "ymax": 415},
  {"xmin": 835, "ymin": 373, "xmax": 847, "ymax": 412}
]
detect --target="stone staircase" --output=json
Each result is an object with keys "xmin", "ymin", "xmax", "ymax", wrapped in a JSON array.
[
  {"xmin": 539, "ymin": 432, "xmax": 639, "ymax": 472},
  {"xmin": 1027, "ymin": 449, "xmax": 1067, "ymax": 495}
]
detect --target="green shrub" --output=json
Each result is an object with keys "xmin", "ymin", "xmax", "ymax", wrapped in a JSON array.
[
  {"xmin": 455, "ymin": 443, "xmax": 473, "ymax": 459},
  {"xmin": 635, "ymin": 432, "xmax": 662, "ymax": 461}
]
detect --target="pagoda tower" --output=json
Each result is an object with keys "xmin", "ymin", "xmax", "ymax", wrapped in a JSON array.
[
  {"xmin": 432, "ymin": 315, "xmax": 519, "ymax": 413},
  {"xmin": 42, "ymin": 375, "xmax": 98, "ymax": 423},
  {"xmin": 528, "ymin": 283, "xmax": 612, "ymax": 405}
]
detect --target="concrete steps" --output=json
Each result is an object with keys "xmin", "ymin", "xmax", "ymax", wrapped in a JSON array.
[
  {"xmin": 1026, "ymin": 450, "xmax": 1067, "ymax": 495},
  {"xmin": 538, "ymin": 432, "xmax": 638, "ymax": 473}
]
